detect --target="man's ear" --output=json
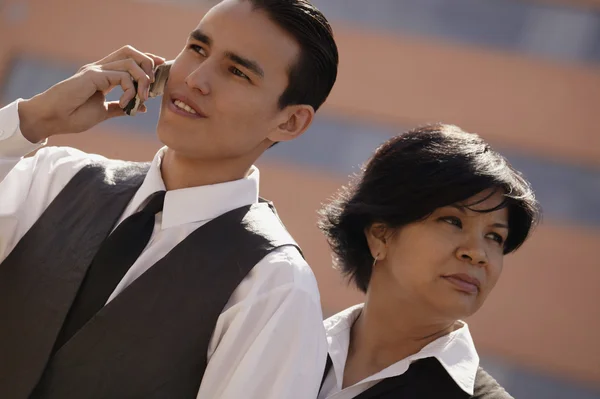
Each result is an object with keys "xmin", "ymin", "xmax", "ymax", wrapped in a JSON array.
[{"xmin": 268, "ymin": 104, "xmax": 314, "ymax": 143}]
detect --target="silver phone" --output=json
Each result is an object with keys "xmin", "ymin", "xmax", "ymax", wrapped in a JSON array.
[{"xmin": 124, "ymin": 60, "xmax": 173, "ymax": 116}]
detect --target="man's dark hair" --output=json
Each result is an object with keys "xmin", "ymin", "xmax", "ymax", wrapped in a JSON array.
[
  {"xmin": 248, "ymin": 0, "xmax": 338, "ymax": 111},
  {"xmin": 318, "ymin": 124, "xmax": 541, "ymax": 293}
]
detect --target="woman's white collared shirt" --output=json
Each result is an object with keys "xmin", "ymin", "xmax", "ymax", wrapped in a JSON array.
[{"xmin": 319, "ymin": 304, "xmax": 480, "ymax": 399}]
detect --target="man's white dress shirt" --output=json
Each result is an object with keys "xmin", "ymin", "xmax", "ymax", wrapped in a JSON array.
[
  {"xmin": 318, "ymin": 304, "xmax": 480, "ymax": 399},
  {"xmin": 0, "ymin": 100, "xmax": 327, "ymax": 399}
]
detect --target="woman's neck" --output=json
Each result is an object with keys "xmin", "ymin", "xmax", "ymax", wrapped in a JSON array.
[
  {"xmin": 342, "ymin": 292, "xmax": 460, "ymax": 388},
  {"xmin": 352, "ymin": 300, "xmax": 457, "ymax": 367}
]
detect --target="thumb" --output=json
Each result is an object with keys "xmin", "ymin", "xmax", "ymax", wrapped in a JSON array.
[{"xmin": 105, "ymin": 101, "xmax": 127, "ymax": 119}]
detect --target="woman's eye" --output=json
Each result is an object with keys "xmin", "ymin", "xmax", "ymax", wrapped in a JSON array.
[
  {"xmin": 441, "ymin": 216, "xmax": 462, "ymax": 228},
  {"xmin": 487, "ymin": 232, "xmax": 505, "ymax": 245}
]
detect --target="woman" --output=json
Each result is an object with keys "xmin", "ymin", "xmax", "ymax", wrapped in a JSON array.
[{"xmin": 318, "ymin": 124, "xmax": 540, "ymax": 399}]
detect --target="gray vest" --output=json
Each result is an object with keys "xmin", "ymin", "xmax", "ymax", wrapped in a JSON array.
[
  {"xmin": 322, "ymin": 356, "xmax": 513, "ymax": 399},
  {"xmin": 0, "ymin": 160, "xmax": 301, "ymax": 399}
]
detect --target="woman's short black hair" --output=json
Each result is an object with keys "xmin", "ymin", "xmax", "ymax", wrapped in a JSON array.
[{"xmin": 318, "ymin": 124, "xmax": 541, "ymax": 293}]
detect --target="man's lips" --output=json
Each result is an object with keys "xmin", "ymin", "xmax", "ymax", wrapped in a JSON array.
[{"xmin": 168, "ymin": 93, "xmax": 207, "ymax": 118}]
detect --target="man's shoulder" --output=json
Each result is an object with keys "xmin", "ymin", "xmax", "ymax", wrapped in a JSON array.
[
  {"xmin": 31, "ymin": 145, "xmax": 109, "ymax": 173},
  {"xmin": 6, "ymin": 145, "xmax": 112, "ymax": 191},
  {"xmin": 34, "ymin": 145, "xmax": 151, "ymax": 166},
  {"xmin": 473, "ymin": 367, "xmax": 514, "ymax": 399},
  {"xmin": 34, "ymin": 146, "xmax": 149, "ymax": 179},
  {"xmin": 35, "ymin": 145, "xmax": 103, "ymax": 161},
  {"xmin": 254, "ymin": 245, "xmax": 320, "ymax": 298},
  {"xmin": 223, "ymin": 245, "xmax": 321, "ymax": 314}
]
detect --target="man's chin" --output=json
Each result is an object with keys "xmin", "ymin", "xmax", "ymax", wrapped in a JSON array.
[
  {"xmin": 155, "ymin": 127, "xmax": 201, "ymax": 158},
  {"xmin": 155, "ymin": 124, "xmax": 170, "ymax": 146},
  {"xmin": 156, "ymin": 125, "xmax": 186, "ymax": 152}
]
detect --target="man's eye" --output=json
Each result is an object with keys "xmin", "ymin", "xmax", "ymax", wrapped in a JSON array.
[
  {"xmin": 190, "ymin": 45, "xmax": 207, "ymax": 57},
  {"xmin": 230, "ymin": 67, "xmax": 249, "ymax": 81}
]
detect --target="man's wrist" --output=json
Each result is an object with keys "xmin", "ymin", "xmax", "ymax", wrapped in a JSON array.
[{"xmin": 18, "ymin": 95, "xmax": 54, "ymax": 143}]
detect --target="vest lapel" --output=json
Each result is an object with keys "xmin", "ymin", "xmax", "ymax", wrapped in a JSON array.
[
  {"xmin": 352, "ymin": 374, "xmax": 411, "ymax": 399},
  {"xmin": 0, "ymin": 162, "xmax": 149, "ymax": 399},
  {"xmin": 351, "ymin": 358, "xmax": 470, "ymax": 399}
]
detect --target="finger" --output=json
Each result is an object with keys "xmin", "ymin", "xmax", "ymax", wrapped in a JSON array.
[
  {"xmin": 96, "ymin": 45, "xmax": 156, "ymax": 79},
  {"xmin": 87, "ymin": 69, "xmax": 137, "ymax": 106},
  {"xmin": 144, "ymin": 52, "xmax": 167, "ymax": 69},
  {"xmin": 139, "ymin": 104, "xmax": 148, "ymax": 113},
  {"xmin": 95, "ymin": 46, "xmax": 134, "ymax": 65},
  {"xmin": 101, "ymin": 58, "xmax": 151, "ymax": 101}
]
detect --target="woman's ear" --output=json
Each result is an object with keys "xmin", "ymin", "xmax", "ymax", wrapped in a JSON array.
[{"xmin": 364, "ymin": 222, "xmax": 390, "ymax": 261}]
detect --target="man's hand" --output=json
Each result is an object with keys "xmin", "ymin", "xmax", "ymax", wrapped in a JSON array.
[{"xmin": 18, "ymin": 45, "xmax": 165, "ymax": 143}]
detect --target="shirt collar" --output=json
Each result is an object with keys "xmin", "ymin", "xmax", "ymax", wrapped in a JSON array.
[
  {"xmin": 128, "ymin": 147, "xmax": 260, "ymax": 229},
  {"xmin": 324, "ymin": 304, "xmax": 480, "ymax": 395}
]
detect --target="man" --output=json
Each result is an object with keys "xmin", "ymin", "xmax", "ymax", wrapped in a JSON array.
[{"xmin": 0, "ymin": 0, "xmax": 338, "ymax": 397}]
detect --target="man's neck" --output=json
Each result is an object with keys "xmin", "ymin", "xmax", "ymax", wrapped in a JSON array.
[{"xmin": 160, "ymin": 148, "xmax": 253, "ymax": 190}]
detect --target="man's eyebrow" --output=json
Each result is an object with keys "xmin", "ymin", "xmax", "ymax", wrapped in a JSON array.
[
  {"xmin": 189, "ymin": 29, "xmax": 212, "ymax": 46},
  {"xmin": 187, "ymin": 30, "xmax": 264, "ymax": 79},
  {"xmin": 226, "ymin": 51, "xmax": 264, "ymax": 78}
]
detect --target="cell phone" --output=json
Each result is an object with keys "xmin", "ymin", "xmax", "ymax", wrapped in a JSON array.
[{"xmin": 124, "ymin": 60, "xmax": 173, "ymax": 116}]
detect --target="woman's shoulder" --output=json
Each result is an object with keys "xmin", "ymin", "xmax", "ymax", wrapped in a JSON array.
[{"xmin": 473, "ymin": 367, "xmax": 514, "ymax": 399}]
